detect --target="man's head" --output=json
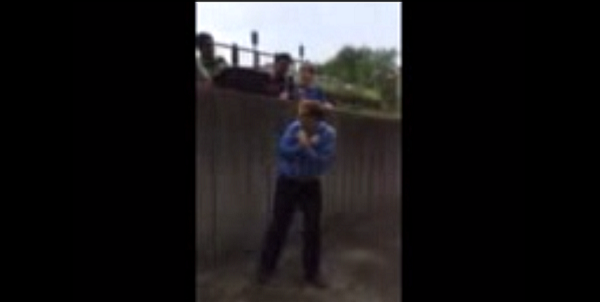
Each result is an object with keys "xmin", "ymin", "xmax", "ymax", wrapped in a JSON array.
[
  {"xmin": 273, "ymin": 53, "xmax": 293, "ymax": 77},
  {"xmin": 196, "ymin": 32, "xmax": 215, "ymax": 59},
  {"xmin": 298, "ymin": 100, "xmax": 325, "ymax": 134},
  {"xmin": 299, "ymin": 62, "xmax": 316, "ymax": 86}
]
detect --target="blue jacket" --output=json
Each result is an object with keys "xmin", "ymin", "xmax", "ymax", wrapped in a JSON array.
[{"xmin": 277, "ymin": 120, "xmax": 336, "ymax": 178}]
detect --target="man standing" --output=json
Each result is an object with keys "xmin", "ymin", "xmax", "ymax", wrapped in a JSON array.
[
  {"xmin": 258, "ymin": 101, "xmax": 336, "ymax": 288},
  {"xmin": 264, "ymin": 53, "xmax": 296, "ymax": 100},
  {"xmin": 296, "ymin": 63, "xmax": 335, "ymax": 109},
  {"xmin": 196, "ymin": 32, "xmax": 228, "ymax": 80}
]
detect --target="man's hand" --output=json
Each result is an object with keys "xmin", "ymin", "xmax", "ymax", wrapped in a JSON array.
[
  {"xmin": 298, "ymin": 130, "xmax": 320, "ymax": 147},
  {"xmin": 297, "ymin": 130, "xmax": 311, "ymax": 147},
  {"xmin": 279, "ymin": 91, "xmax": 289, "ymax": 101},
  {"xmin": 310, "ymin": 134, "xmax": 320, "ymax": 145}
]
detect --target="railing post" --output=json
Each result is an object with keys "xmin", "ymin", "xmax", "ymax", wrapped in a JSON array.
[
  {"xmin": 251, "ymin": 30, "xmax": 259, "ymax": 69},
  {"xmin": 231, "ymin": 43, "xmax": 239, "ymax": 67}
]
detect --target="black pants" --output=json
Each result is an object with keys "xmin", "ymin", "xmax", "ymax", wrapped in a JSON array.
[{"xmin": 259, "ymin": 175, "xmax": 322, "ymax": 279}]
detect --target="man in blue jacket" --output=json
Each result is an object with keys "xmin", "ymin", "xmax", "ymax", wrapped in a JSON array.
[{"xmin": 258, "ymin": 101, "xmax": 336, "ymax": 288}]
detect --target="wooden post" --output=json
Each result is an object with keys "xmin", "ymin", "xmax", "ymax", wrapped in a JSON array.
[
  {"xmin": 231, "ymin": 43, "xmax": 239, "ymax": 67},
  {"xmin": 251, "ymin": 31, "xmax": 259, "ymax": 69}
]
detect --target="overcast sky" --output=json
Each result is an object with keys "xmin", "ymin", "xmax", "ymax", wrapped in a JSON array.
[{"xmin": 196, "ymin": 2, "xmax": 402, "ymax": 66}]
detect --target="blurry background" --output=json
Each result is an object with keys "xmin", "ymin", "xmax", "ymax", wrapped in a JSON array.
[{"xmin": 196, "ymin": 2, "xmax": 402, "ymax": 115}]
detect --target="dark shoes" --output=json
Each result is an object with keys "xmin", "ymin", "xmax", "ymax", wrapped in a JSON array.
[
  {"xmin": 256, "ymin": 270, "xmax": 273, "ymax": 285},
  {"xmin": 257, "ymin": 270, "xmax": 328, "ymax": 289},
  {"xmin": 305, "ymin": 275, "xmax": 329, "ymax": 289}
]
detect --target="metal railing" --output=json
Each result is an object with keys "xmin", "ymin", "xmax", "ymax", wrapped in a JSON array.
[
  {"xmin": 197, "ymin": 31, "xmax": 400, "ymax": 110},
  {"xmin": 214, "ymin": 42, "xmax": 303, "ymax": 69},
  {"xmin": 210, "ymin": 33, "xmax": 305, "ymax": 69}
]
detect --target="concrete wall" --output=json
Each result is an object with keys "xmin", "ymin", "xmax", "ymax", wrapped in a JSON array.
[{"xmin": 196, "ymin": 88, "xmax": 401, "ymax": 269}]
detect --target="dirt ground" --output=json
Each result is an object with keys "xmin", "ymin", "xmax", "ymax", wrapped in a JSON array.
[{"xmin": 197, "ymin": 210, "xmax": 401, "ymax": 302}]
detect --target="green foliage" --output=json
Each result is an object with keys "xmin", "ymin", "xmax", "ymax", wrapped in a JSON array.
[
  {"xmin": 321, "ymin": 46, "xmax": 397, "ymax": 85},
  {"xmin": 319, "ymin": 45, "xmax": 400, "ymax": 112}
]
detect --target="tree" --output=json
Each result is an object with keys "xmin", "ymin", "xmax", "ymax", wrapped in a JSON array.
[
  {"xmin": 320, "ymin": 46, "xmax": 399, "ymax": 111},
  {"xmin": 321, "ymin": 46, "xmax": 397, "ymax": 85}
]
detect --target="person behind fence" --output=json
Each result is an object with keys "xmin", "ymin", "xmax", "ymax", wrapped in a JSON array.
[
  {"xmin": 257, "ymin": 100, "xmax": 336, "ymax": 288},
  {"xmin": 264, "ymin": 53, "xmax": 296, "ymax": 100},
  {"xmin": 196, "ymin": 55, "xmax": 211, "ymax": 89},
  {"xmin": 196, "ymin": 32, "xmax": 228, "ymax": 81},
  {"xmin": 296, "ymin": 63, "xmax": 335, "ymax": 109}
]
